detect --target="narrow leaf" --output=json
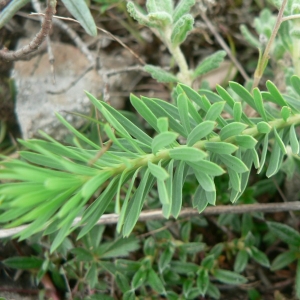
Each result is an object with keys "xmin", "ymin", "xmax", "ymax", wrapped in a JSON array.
[
  {"xmin": 258, "ymin": 133, "xmax": 269, "ymax": 174},
  {"xmin": 253, "ymin": 88, "xmax": 268, "ymax": 121},
  {"xmin": 61, "ymin": 0, "xmax": 97, "ymax": 36},
  {"xmin": 187, "ymin": 160, "xmax": 224, "ymax": 176},
  {"xmin": 177, "ymin": 93, "xmax": 192, "ymax": 134},
  {"xmin": 169, "ymin": 147, "xmax": 206, "ymax": 161},
  {"xmin": 187, "ymin": 121, "xmax": 215, "ymax": 146},
  {"xmin": 152, "ymin": 132, "xmax": 178, "ymax": 154},
  {"xmin": 205, "ymin": 142, "xmax": 238, "ymax": 154},
  {"xmin": 266, "ymin": 80, "xmax": 289, "ymax": 107},
  {"xmin": 218, "ymin": 154, "xmax": 248, "ymax": 173},
  {"xmin": 220, "ymin": 122, "xmax": 248, "ymax": 141},
  {"xmin": 148, "ymin": 161, "xmax": 169, "ymax": 180},
  {"xmin": 205, "ymin": 101, "xmax": 226, "ymax": 121},
  {"xmin": 281, "ymin": 106, "xmax": 291, "ymax": 122},
  {"xmin": 229, "ymin": 81, "xmax": 256, "ymax": 109},
  {"xmin": 171, "ymin": 14, "xmax": 194, "ymax": 47},
  {"xmin": 235, "ymin": 135, "xmax": 257, "ymax": 149},
  {"xmin": 233, "ymin": 102, "xmax": 242, "ymax": 122},
  {"xmin": 144, "ymin": 65, "xmax": 178, "ymax": 83},
  {"xmin": 290, "ymin": 124, "xmax": 299, "ymax": 154}
]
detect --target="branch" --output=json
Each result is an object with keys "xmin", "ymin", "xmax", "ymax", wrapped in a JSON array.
[
  {"xmin": 0, "ymin": 0, "xmax": 56, "ymax": 61},
  {"xmin": 1, "ymin": 201, "xmax": 299, "ymax": 239}
]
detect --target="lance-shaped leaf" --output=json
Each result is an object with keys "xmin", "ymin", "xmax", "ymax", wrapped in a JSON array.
[
  {"xmin": 152, "ymin": 132, "xmax": 178, "ymax": 154},
  {"xmin": 172, "ymin": 0, "xmax": 195, "ymax": 22},
  {"xmin": 172, "ymin": 161, "xmax": 186, "ymax": 217},
  {"xmin": 289, "ymin": 124, "xmax": 299, "ymax": 154},
  {"xmin": 266, "ymin": 136, "xmax": 282, "ymax": 178},
  {"xmin": 187, "ymin": 121, "xmax": 215, "ymax": 146},
  {"xmin": 258, "ymin": 133, "xmax": 269, "ymax": 174},
  {"xmin": 205, "ymin": 142, "xmax": 238, "ymax": 155},
  {"xmin": 220, "ymin": 122, "xmax": 248, "ymax": 141},
  {"xmin": 193, "ymin": 50, "xmax": 226, "ymax": 79},
  {"xmin": 187, "ymin": 160, "xmax": 224, "ymax": 176},
  {"xmin": 144, "ymin": 65, "xmax": 178, "ymax": 83},
  {"xmin": 169, "ymin": 147, "xmax": 206, "ymax": 161},
  {"xmin": 148, "ymin": 161, "xmax": 169, "ymax": 181},
  {"xmin": 229, "ymin": 81, "xmax": 256, "ymax": 109},
  {"xmin": 193, "ymin": 170, "xmax": 215, "ymax": 192},
  {"xmin": 268, "ymin": 221, "xmax": 300, "ymax": 247},
  {"xmin": 205, "ymin": 101, "xmax": 226, "ymax": 121},
  {"xmin": 197, "ymin": 269, "xmax": 209, "ymax": 296},
  {"xmin": 228, "ymin": 168, "xmax": 241, "ymax": 192},
  {"xmin": 218, "ymin": 154, "xmax": 248, "ymax": 173},
  {"xmin": 266, "ymin": 80, "xmax": 289, "ymax": 107},
  {"xmin": 130, "ymin": 94, "xmax": 159, "ymax": 131},
  {"xmin": 253, "ymin": 88, "xmax": 268, "ymax": 121},
  {"xmin": 127, "ymin": 2, "xmax": 157, "ymax": 27},
  {"xmin": 274, "ymin": 128, "xmax": 287, "ymax": 155},
  {"xmin": 291, "ymin": 75, "xmax": 300, "ymax": 97},
  {"xmin": 213, "ymin": 269, "xmax": 247, "ymax": 285},
  {"xmin": 177, "ymin": 93, "xmax": 192, "ymax": 134},
  {"xmin": 61, "ymin": 0, "xmax": 97, "ymax": 36},
  {"xmin": 235, "ymin": 135, "xmax": 257, "ymax": 149},
  {"xmin": 233, "ymin": 102, "xmax": 242, "ymax": 122},
  {"xmin": 157, "ymin": 117, "xmax": 168, "ymax": 132},
  {"xmin": 171, "ymin": 14, "xmax": 194, "ymax": 47}
]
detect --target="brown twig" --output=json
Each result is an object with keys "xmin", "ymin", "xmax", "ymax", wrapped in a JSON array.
[
  {"xmin": 1, "ymin": 201, "xmax": 299, "ymax": 239},
  {"xmin": 198, "ymin": 7, "xmax": 249, "ymax": 82},
  {"xmin": 0, "ymin": 0, "xmax": 56, "ymax": 61}
]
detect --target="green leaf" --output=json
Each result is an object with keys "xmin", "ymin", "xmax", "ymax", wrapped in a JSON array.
[
  {"xmin": 193, "ymin": 50, "xmax": 226, "ymax": 78},
  {"xmin": 177, "ymin": 93, "xmax": 192, "ymax": 134},
  {"xmin": 148, "ymin": 11, "xmax": 172, "ymax": 27},
  {"xmin": 187, "ymin": 160, "xmax": 225, "ymax": 176},
  {"xmin": 234, "ymin": 249, "xmax": 249, "ymax": 273},
  {"xmin": 213, "ymin": 269, "xmax": 247, "ymax": 285},
  {"xmin": 235, "ymin": 135, "xmax": 257, "ymax": 149},
  {"xmin": 130, "ymin": 94, "xmax": 159, "ymax": 131},
  {"xmin": 157, "ymin": 117, "xmax": 169, "ymax": 132},
  {"xmin": 250, "ymin": 247, "xmax": 270, "ymax": 268},
  {"xmin": 258, "ymin": 133, "xmax": 269, "ymax": 174},
  {"xmin": 233, "ymin": 102, "xmax": 242, "ymax": 122},
  {"xmin": 205, "ymin": 101, "xmax": 226, "ymax": 121},
  {"xmin": 266, "ymin": 80, "xmax": 289, "ymax": 107},
  {"xmin": 274, "ymin": 128, "xmax": 287, "ymax": 155},
  {"xmin": 115, "ymin": 272, "xmax": 131, "ymax": 293},
  {"xmin": 290, "ymin": 124, "xmax": 299, "ymax": 154},
  {"xmin": 193, "ymin": 170, "xmax": 215, "ymax": 192},
  {"xmin": 147, "ymin": 269, "xmax": 165, "ymax": 293},
  {"xmin": 206, "ymin": 282, "xmax": 221, "ymax": 299},
  {"xmin": 220, "ymin": 122, "xmax": 248, "ymax": 141},
  {"xmin": 148, "ymin": 161, "xmax": 169, "ymax": 181},
  {"xmin": 169, "ymin": 147, "xmax": 206, "ymax": 161},
  {"xmin": 187, "ymin": 121, "xmax": 215, "ymax": 146},
  {"xmin": 228, "ymin": 168, "xmax": 241, "ymax": 192},
  {"xmin": 159, "ymin": 246, "xmax": 175, "ymax": 272},
  {"xmin": 71, "ymin": 248, "xmax": 94, "ymax": 262},
  {"xmin": 3, "ymin": 257, "xmax": 43, "ymax": 270},
  {"xmin": 152, "ymin": 132, "xmax": 178, "ymax": 154},
  {"xmin": 257, "ymin": 121, "xmax": 272, "ymax": 134},
  {"xmin": 144, "ymin": 65, "xmax": 178, "ymax": 83},
  {"xmin": 197, "ymin": 269, "xmax": 209, "ymax": 296},
  {"xmin": 291, "ymin": 75, "xmax": 300, "ymax": 97},
  {"xmin": 271, "ymin": 250, "xmax": 297, "ymax": 271},
  {"xmin": 123, "ymin": 170, "xmax": 153, "ymax": 236},
  {"xmin": 132, "ymin": 267, "xmax": 148, "ymax": 289},
  {"xmin": 172, "ymin": 161, "xmax": 186, "ymax": 218},
  {"xmin": 158, "ymin": 179, "xmax": 170, "ymax": 207},
  {"xmin": 253, "ymin": 88, "xmax": 268, "ymax": 121},
  {"xmin": 268, "ymin": 221, "xmax": 300, "ymax": 247},
  {"xmin": 172, "ymin": 0, "xmax": 195, "ymax": 22},
  {"xmin": 171, "ymin": 14, "xmax": 194, "ymax": 47},
  {"xmin": 218, "ymin": 154, "xmax": 248, "ymax": 173},
  {"xmin": 229, "ymin": 81, "xmax": 256, "ymax": 109},
  {"xmin": 0, "ymin": 0, "xmax": 30, "ymax": 29},
  {"xmin": 205, "ymin": 142, "xmax": 238, "ymax": 154},
  {"xmin": 61, "ymin": 0, "xmax": 97, "ymax": 36},
  {"xmin": 281, "ymin": 106, "xmax": 291, "ymax": 121}
]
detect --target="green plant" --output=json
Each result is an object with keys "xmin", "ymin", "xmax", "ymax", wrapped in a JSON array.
[{"xmin": 2, "ymin": 0, "xmax": 300, "ymax": 299}]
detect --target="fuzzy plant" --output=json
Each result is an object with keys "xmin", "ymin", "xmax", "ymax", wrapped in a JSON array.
[
  {"xmin": 1, "ymin": 75, "xmax": 300, "ymax": 252},
  {"xmin": 127, "ymin": 0, "xmax": 226, "ymax": 86}
]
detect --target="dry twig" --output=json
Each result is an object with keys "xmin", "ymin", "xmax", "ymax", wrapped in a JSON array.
[
  {"xmin": 1, "ymin": 201, "xmax": 299, "ymax": 239},
  {"xmin": 0, "ymin": 0, "xmax": 56, "ymax": 61}
]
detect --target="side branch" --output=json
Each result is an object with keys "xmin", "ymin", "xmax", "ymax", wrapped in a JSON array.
[{"xmin": 0, "ymin": 0, "xmax": 56, "ymax": 61}]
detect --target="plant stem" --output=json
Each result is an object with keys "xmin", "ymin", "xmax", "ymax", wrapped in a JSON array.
[{"xmin": 252, "ymin": 0, "xmax": 288, "ymax": 89}]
